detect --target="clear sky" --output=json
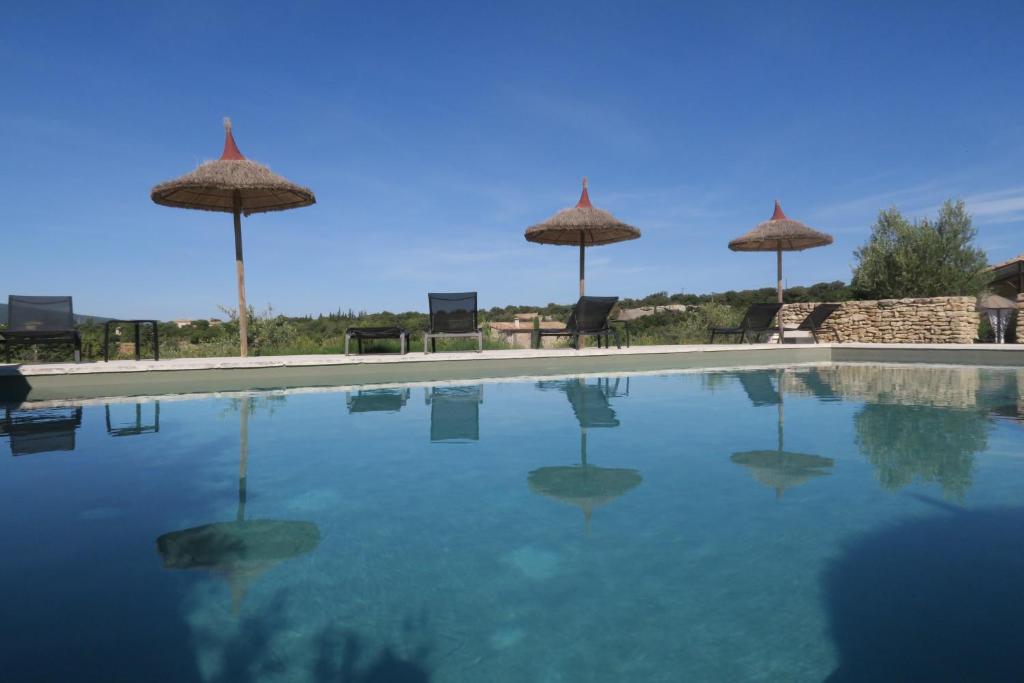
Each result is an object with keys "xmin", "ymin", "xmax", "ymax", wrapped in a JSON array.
[{"xmin": 3, "ymin": 1, "xmax": 1023, "ymax": 319}]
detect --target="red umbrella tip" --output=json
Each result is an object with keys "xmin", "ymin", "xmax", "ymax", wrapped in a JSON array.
[
  {"xmin": 771, "ymin": 200, "xmax": 788, "ymax": 221},
  {"xmin": 576, "ymin": 177, "xmax": 592, "ymax": 208},
  {"xmin": 220, "ymin": 117, "xmax": 245, "ymax": 161}
]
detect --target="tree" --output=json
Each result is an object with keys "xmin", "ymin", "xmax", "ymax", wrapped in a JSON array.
[{"xmin": 851, "ymin": 199, "xmax": 989, "ymax": 300}]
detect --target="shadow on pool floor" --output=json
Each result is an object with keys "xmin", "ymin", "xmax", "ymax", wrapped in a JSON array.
[
  {"xmin": 207, "ymin": 593, "xmax": 432, "ymax": 683},
  {"xmin": 823, "ymin": 497, "xmax": 1024, "ymax": 682}
]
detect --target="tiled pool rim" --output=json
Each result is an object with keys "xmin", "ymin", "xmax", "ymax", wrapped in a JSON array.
[{"xmin": 2, "ymin": 343, "xmax": 1022, "ymax": 403}]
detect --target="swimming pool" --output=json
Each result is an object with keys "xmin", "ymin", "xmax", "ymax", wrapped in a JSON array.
[{"xmin": 1, "ymin": 364, "xmax": 1022, "ymax": 682}]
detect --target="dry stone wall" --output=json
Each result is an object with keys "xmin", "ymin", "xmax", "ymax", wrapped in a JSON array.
[
  {"xmin": 1016, "ymin": 294, "xmax": 1024, "ymax": 342},
  {"xmin": 779, "ymin": 296, "xmax": 979, "ymax": 344}
]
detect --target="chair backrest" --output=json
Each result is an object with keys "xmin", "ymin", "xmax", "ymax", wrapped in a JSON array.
[
  {"xmin": 7, "ymin": 296, "xmax": 75, "ymax": 332},
  {"xmin": 798, "ymin": 303, "xmax": 841, "ymax": 330},
  {"xmin": 740, "ymin": 303, "xmax": 782, "ymax": 331},
  {"xmin": 427, "ymin": 292, "xmax": 478, "ymax": 333},
  {"xmin": 565, "ymin": 296, "xmax": 618, "ymax": 334}
]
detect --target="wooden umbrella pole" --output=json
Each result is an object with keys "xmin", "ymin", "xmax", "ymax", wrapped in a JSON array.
[
  {"xmin": 777, "ymin": 246, "xmax": 784, "ymax": 343},
  {"xmin": 579, "ymin": 233, "xmax": 587, "ymax": 348},
  {"xmin": 233, "ymin": 191, "xmax": 249, "ymax": 357},
  {"xmin": 579, "ymin": 232, "xmax": 586, "ymax": 297}
]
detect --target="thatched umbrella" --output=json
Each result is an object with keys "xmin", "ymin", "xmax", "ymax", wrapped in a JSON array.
[
  {"xmin": 730, "ymin": 370, "xmax": 834, "ymax": 498},
  {"xmin": 525, "ymin": 178, "xmax": 640, "ymax": 297},
  {"xmin": 151, "ymin": 119, "xmax": 316, "ymax": 356},
  {"xmin": 729, "ymin": 201, "xmax": 832, "ymax": 342},
  {"xmin": 528, "ymin": 379, "xmax": 642, "ymax": 533},
  {"xmin": 976, "ymin": 293, "xmax": 1018, "ymax": 344},
  {"xmin": 156, "ymin": 397, "xmax": 320, "ymax": 613}
]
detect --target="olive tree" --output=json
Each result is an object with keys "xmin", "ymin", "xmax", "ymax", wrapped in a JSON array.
[{"xmin": 851, "ymin": 199, "xmax": 989, "ymax": 299}]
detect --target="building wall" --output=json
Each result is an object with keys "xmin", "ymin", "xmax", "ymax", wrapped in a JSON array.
[{"xmin": 779, "ymin": 296, "xmax": 980, "ymax": 344}]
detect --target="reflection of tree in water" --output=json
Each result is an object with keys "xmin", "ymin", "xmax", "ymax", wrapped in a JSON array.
[{"xmin": 854, "ymin": 403, "xmax": 988, "ymax": 500}]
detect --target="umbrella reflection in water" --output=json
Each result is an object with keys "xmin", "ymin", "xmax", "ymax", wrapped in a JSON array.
[
  {"xmin": 156, "ymin": 397, "xmax": 320, "ymax": 613},
  {"xmin": 529, "ymin": 378, "xmax": 641, "ymax": 533},
  {"xmin": 730, "ymin": 370, "xmax": 834, "ymax": 498}
]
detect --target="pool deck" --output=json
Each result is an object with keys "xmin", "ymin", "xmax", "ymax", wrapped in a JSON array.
[{"xmin": 1, "ymin": 343, "xmax": 1022, "ymax": 403}]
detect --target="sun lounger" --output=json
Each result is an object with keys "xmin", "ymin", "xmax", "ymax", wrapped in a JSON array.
[
  {"xmin": 534, "ymin": 296, "xmax": 620, "ymax": 350},
  {"xmin": 424, "ymin": 292, "xmax": 482, "ymax": 353},
  {"xmin": 784, "ymin": 303, "xmax": 841, "ymax": 343},
  {"xmin": 709, "ymin": 303, "xmax": 782, "ymax": 344},
  {"xmin": 1, "ymin": 296, "xmax": 81, "ymax": 363}
]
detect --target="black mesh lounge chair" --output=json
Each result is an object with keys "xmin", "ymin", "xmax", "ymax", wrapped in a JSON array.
[
  {"xmin": 1, "ymin": 406, "xmax": 83, "ymax": 455},
  {"xmin": 1, "ymin": 296, "xmax": 81, "ymax": 363},
  {"xmin": 709, "ymin": 303, "xmax": 782, "ymax": 344},
  {"xmin": 424, "ymin": 292, "xmax": 482, "ymax": 353},
  {"xmin": 534, "ymin": 296, "xmax": 620, "ymax": 350},
  {"xmin": 784, "ymin": 303, "xmax": 841, "ymax": 343}
]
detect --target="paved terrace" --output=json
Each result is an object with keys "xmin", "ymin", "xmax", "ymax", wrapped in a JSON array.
[{"xmin": 1, "ymin": 343, "xmax": 1022, "ymax": 403}]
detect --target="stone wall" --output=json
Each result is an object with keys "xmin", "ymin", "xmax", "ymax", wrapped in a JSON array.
[
  {"xmin": 1016, "ymin": 293, "xmax": 1024, "ymax": 342},
  {"xmin": 779, "ymin": 296, "xmax": 979, "ymax": 344}
]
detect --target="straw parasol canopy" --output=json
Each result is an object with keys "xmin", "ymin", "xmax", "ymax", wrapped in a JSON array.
[
  {"xmin": 155, "ymin": 397, "xmax": 320, "ymax": 613},
  {"xmin": 976, "ymin": 293, "xmax": 1018, "ymax": 310},
  {"xmin": 729, "ymin": 201, "xmax": 832, "ymax": 341},
  {"xmin": 151, "ymin": 118, "xmax": 316, "ymax": 356},
  {"xmin": 525, "ymin": 178, "xmax": 640, "ymax": 297},
  {"xmin": 976, "ymin": 293, "xmax": 1018, "ymax": 343}
]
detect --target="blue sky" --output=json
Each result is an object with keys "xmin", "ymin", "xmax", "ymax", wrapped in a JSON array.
[{"xmin": 3, "ymin": 1, "xmax": 1024, "ymax": 319}]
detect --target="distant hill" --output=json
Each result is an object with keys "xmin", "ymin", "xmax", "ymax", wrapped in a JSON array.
[{"xmin": 0, "ymin": 303, "xmax": 113, "ymax": 326}]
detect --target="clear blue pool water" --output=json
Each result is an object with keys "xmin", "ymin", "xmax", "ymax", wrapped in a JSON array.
[{"xmin": 2, "ymin": 364, "xmax": 1024, "ymax": 682}]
